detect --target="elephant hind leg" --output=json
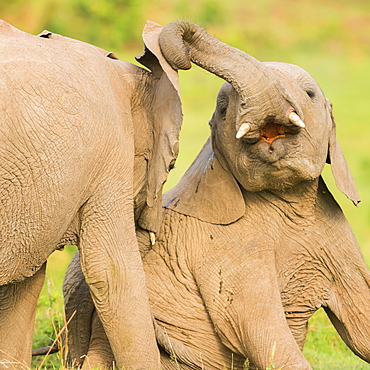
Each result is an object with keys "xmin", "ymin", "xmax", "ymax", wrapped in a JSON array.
[
  {"xmin": 0, "ymin": 263, "xmax": 46, "ymax": 368},
  {"xmin": 81, "ymin": 311, "xmax": 115, "ymax": 370},
  {"xmin": 63, "ymin": 251, "xmax": 95, "ymax": 367}
]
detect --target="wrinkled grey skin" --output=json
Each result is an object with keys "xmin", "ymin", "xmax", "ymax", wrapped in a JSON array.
[
  {"xmin": 0, "ymin": 20, "xmax": 183, "ymax": 369},
  {"xmin": 63, "ymin": 21, "xmax": 370, "ymax": 370}
]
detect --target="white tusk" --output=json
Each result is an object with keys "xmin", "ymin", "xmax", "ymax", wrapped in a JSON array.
[
  {"xmin": 288, "ymin": 112, "xmax": 305, "ymax": 128},
  {"xmin": 149, "ymin": 232, "xmax": 156, "ymax": 246},
  {"xmin": 236, "ymin": 123, "xmax": 251, "ymax": 139}
]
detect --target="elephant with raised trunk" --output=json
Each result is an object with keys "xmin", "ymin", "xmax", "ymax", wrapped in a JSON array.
[
  {"xmin": 63, "ymin": 21, "xmax": 370, "ymax": 369},
  {"xmin": 0, "ymin": 20, "xmax": 183, "ymax": 369}
]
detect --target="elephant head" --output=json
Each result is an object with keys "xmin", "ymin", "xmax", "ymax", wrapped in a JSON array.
[
  {"xmin": 160, "ymin": 21, "xmax": 360, "ymax": 225},
  {"xmin": 39, "ymin": 21, "xmax": 181, "ymax": 236}
]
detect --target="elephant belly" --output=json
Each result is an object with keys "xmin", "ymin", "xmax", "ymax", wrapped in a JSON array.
[
  {"xmin": 144, "ymin": 247, "xmax": 246, "ymax": 369},
  {"xmin": 0, "ymin": 157, "xmax": 82, "ymax": 285},
  {"xmin": 0, "ymin": 211, "xmax": 74, "ymax": 285}
]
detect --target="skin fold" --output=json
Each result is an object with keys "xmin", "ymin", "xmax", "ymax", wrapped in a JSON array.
[
  {"xmin": 62, "ymin": 21, "xmax": 370, "ymax": 369},
  {"xmin": 0, "ymin": 20, "xmax": 183, "ymax": 369}
]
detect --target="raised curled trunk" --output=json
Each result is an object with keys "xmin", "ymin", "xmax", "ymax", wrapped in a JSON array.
[{"xmin": 159, "ymin": 21, "xmax": 299, "ymax": 126}]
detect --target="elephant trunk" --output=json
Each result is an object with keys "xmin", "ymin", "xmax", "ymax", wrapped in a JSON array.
[{"xmin": 159, "ymin": 21, "xmax": 301, "ymax": 130}]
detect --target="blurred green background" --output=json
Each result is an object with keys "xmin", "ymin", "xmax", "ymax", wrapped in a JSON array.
[{"xmin": 1, "ymin": 0, "xmax": 370, "ymax": 368}]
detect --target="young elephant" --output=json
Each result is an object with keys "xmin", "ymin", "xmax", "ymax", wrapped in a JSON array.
[
  {"xmin": 0, "ymin": 20, "xmax": 183, "ymax": 369},
  {"xmin": 63, "ymin": 22, "xmax": 370, "ymax": 369}
]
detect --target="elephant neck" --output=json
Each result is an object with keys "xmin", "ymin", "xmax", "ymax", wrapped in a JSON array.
[
  {"xmin": 270, "ymin": 178, "xmax": 320, "ymax": 204},
  {"xmin": 243, "ymin": 178, "xmax": 320, "ymax": 222}
]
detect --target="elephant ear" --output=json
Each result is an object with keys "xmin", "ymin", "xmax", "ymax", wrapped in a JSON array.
[
  {"xmin": 136, "ymin": 21, "xmax": 182, "ymax": 233},
  {"xmin": 326, "ymin": 100, "xmax": 361, "ymax": 206},
  {"xmin": 163, "ymin": 138, "xmax": 245, "ymax": 224}
]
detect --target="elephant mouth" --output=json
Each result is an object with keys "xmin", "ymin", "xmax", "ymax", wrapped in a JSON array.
[{"xmin": 260, "ymin": 121, "xmax": 295, "ymax": 143}]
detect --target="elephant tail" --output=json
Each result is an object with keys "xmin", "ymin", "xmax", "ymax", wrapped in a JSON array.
[{"xmin": 32, "ymin": 345, "xmax": 59, "ymax": 356}]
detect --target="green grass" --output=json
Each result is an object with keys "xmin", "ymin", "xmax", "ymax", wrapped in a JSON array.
[{"xmin": 304, "ymin": 309, "xmax": 370, "ymax": 369}]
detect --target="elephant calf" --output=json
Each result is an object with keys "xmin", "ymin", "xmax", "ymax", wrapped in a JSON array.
[
  {"xmin": 0, "ymin": 19, "xmax": 183, "ymax": 369},
  {"xmin": 63, "ymin": 21, "xmax": 370, "ymax": 370}
]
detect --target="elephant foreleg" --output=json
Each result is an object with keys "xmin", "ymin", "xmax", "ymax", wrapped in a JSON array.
[
  {"xmin": 202, "ymin": 250, "xmax": 312, "ymax": 370},
  {"xmin": 0, "ymin": 263, "xmax": 46, "ymax": 369},
  {"xmin": 324, "ymin": 265, "xmax": 370, "ymax": 363},
  {"xmin": 78, "ymin": 184, "xmax": 159, "ymax": 369}
]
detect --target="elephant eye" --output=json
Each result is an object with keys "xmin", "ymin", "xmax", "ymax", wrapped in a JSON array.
[
  {"xmin": 219, "ymin": 106, "xmax": 227, "ymax": 117},
  {"xmin": 216, "ymin": 95, "xmax": 229, "ymax": 119},
  {"xmin": 306, "ymin": 90, "xmax": 315, "ymax": 99}
]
